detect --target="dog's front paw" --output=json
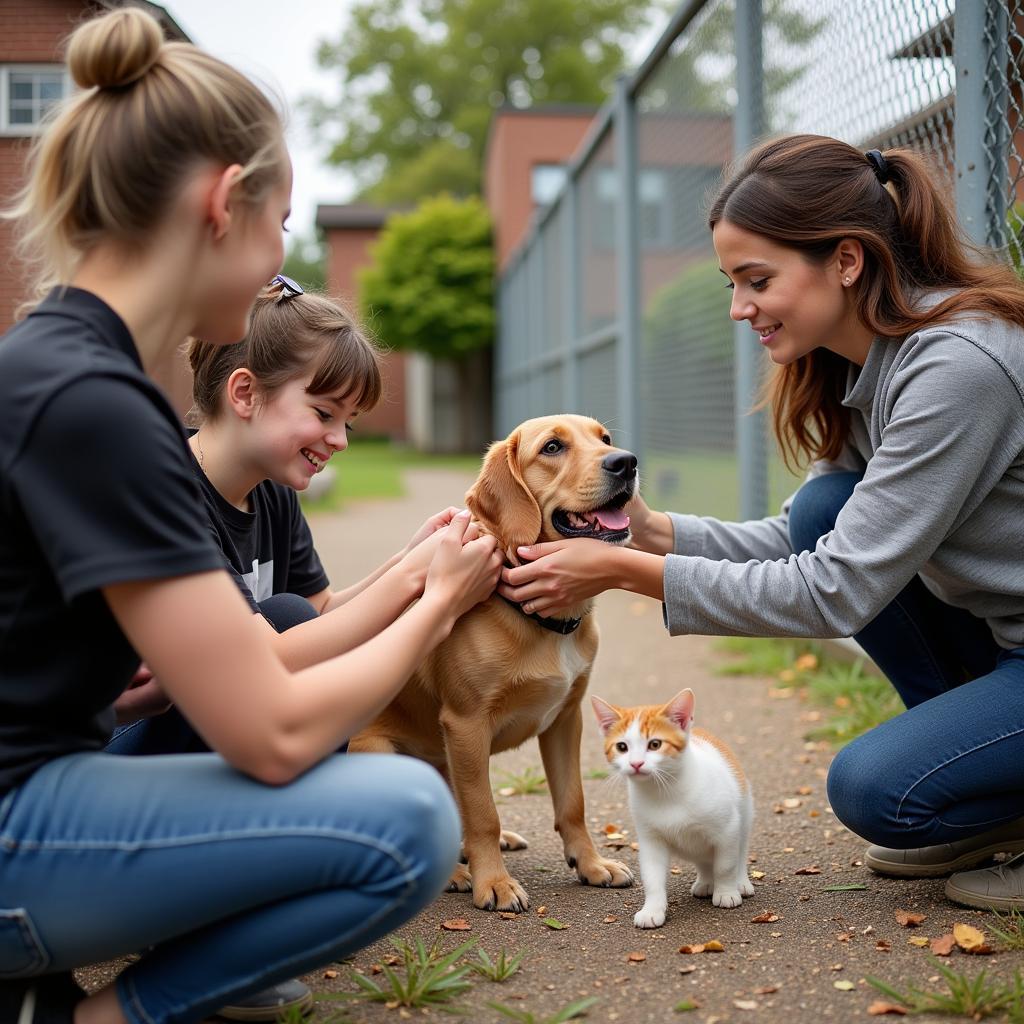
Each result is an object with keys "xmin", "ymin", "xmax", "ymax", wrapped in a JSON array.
[
  {"xmin": 499, "ymin": 829, "xmax": 528, "ymax": 851},
  {"xmin": 712, "ymin": 887, "xmax": 742, "ymax": 909},
  {"xmin": 446, "ymin": 863, "xmax": 472, "ymax": 893},
  {"xmin": 633, "ymin": 904, "xmax": 666, "ymax": 929},
  {"xmin": 575, "ymin": 856, "xmax": 634, "ymax": 888},
  {"xmin": 473, "ymin": 873, "xmax": 529, "ymax": 913}
]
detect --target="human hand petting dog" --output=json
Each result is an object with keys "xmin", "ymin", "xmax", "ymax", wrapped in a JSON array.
[
  {"xmin": 423, "ymin": 510, "xmax": 502, "ymax": 619},
  {"xmin": 400, "ymin": 506, "xmax": 462, "ymax": 556},
  {"xmin": 497, "ymin": 537, "xmax": 620, "ymax": 617},
  {"xmin": 398, "ymin": 510, "xmax": 484, "ymax": 593}
]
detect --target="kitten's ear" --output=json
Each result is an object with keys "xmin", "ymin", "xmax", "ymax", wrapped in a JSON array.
[
  {"xmin": 591, "ymin": 696, "xmax": 621, "ymax": 735},
  {"xmin": 663, "ymin": 688, "xmax": 695, "ymax": 732}
]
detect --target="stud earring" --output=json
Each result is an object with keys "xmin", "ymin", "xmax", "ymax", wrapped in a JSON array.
[{"xmin": 843, "ymin": 277, "xmax": 852, "ymax": 286}]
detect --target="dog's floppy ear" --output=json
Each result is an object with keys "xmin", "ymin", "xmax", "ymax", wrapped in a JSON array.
[{"xmin": 465, "ymin": 430, "xmax": 541, "ymax": 564}]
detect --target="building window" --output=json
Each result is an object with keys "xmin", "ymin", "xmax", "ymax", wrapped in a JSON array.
[
  {"xmin": 1, "ymin": 66, "xmax": 69, "ymax": 135},
  {"xmin": 531, "ymin": 163, "xmax": 568, "ymax": 206}
]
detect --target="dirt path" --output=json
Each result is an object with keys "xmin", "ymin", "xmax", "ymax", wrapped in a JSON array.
[{"xmin": 81, "ymin": 467, "xmax": 1024, "ymax": 1023}]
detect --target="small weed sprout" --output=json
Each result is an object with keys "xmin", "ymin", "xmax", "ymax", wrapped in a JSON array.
[
  {"xmin": 488, "ymin": 995, "xmax": 600, "ymax": 1023},
  {"xmin": 469, "ymin": 947, "xmax": 524, "ymax": 982}
]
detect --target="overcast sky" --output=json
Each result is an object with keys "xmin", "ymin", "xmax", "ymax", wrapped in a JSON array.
[{"xmin": 167, "ymin": 0, "xmax": 357, "ymax": 240}]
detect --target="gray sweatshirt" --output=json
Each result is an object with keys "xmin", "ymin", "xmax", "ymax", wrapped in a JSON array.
[{"xmin": 663, "ymin": 314, "xmax": 1024, "ymax": 649}]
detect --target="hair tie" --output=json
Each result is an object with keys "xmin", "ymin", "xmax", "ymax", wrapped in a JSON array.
[{"xmin": 865, "ymin": 149, "xmax": 890, "ymax": 185}]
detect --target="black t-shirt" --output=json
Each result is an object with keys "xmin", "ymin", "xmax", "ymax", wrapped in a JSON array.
[
  {"xmin": 189, "ymin": 443, "xmax": 329, "ymax": 612},
  {"xmin": 0, "ymin": 288, "xmax": 225, "ymax": 795}
]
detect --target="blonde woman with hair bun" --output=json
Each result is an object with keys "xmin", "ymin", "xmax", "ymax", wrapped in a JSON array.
[{"xmin": 0, "ymin": 8, "xmax": 500, "ymax": 1024}]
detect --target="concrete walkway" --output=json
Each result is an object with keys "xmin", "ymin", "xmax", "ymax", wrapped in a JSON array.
[{"xmin": 297, "ymin": 468, "xmax": 1024, "ymax": 1024}]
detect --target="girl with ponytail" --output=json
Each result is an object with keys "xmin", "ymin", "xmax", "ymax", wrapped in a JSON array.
[
  {"xmin": 501, "ymin": 133, "xmax": 1024, "ymax": 911},
  {"xmin": 0, "ymin": 8, "xmax": 499, "ymax": 1023}
]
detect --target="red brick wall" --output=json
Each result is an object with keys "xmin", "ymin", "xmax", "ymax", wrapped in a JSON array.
[
  {"xmin": 324, "ymin": 225, "xmax": 407, "ymax": 440},
  {"xmin": 0, "ymin": 0, "xmax": 99, "ymax": 331}
]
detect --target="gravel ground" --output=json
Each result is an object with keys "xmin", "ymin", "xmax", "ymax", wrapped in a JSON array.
[{"xmin": 79, "ymin": 467, "xmax": 1024, "ymax": 1023}]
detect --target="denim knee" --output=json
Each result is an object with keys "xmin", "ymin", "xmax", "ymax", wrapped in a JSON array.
[
  {"xmin": 788, "ymin": 471, "xmax": 861, "ymax": 554},
  {"xmin": 826, "ymin": 736, "xmax": 907, "ymax": 847}
]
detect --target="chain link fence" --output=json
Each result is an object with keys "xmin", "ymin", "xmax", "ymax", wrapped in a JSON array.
[{"xmin": 495, "ymin": 0, "xmax": 1024, "ymax": 520}]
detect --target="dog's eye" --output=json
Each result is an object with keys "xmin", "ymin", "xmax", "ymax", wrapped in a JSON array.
[
  {"xmin": 615, "ymin": 741, "xmax": 628, "ymax": 753},
  {"xmin": 542, "ymin": 439, "xmax": 563, "ymax": 455},
  {"xmin": 601, "ymin": 433, "xmax": 611, "ymax": 445},
  {"xmin": 647, "ymin": 739, "xmax": 662, "ymax": 751}
]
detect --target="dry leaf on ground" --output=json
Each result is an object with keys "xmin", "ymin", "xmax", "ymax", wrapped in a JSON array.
[
  {"xmin": 833, "ymin": 980, "xmax": 855, "ymax": 991},
  {"xmin": 795, "ymin": 865, "xmax": 822, "ymax": 875},
  {"xmin": 754, "ymin": 985, "xmax": 779, "ymax": 995},
  {"xmin": 751, "ymin": 911, "xmax": 780, "ymax": 923},
  {"xmin": 602, "ymin": 915, "xmax": 618, "ymax": 924},
  {"xmin": 868, "ymin": 1002, "xmax": 908, "ymax": 1016},
  {"xmin": 908, "ymin": 937, "xmax": 930, "ymax": 948},
  {"xmin": 542, "ymin": 917, "xmax": 569, "ymax": 930},
  {"xmin": 953, "ymin": 923, "xmax": 992, "ymax": 954},
  {"xmin": 733, "ymin": 999, "xmax": 758, "ymax": 1011},
  {"xmin": 441, "ymin": 918, "xmax": 472, "ymax": 931},
  {"xmin": 894, "ymin": 910, "xmax": 925, "ymax": 928},
  {"xmin": 930, "ymin": 934, "xmax": 956, "ymax": 956},
  {"xmin": 626, "ymin": 951, "xmax": 646, "ymax": 962}
]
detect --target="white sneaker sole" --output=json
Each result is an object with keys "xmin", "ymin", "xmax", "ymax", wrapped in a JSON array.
[{"xmin": 865, "ymin": 839, "xmax": 1024, "ymax": 879}]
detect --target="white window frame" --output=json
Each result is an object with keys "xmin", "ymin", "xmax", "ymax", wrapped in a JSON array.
[{"xmin": 0, "ymin": 64, "xmax": 71, "ymax": 137}]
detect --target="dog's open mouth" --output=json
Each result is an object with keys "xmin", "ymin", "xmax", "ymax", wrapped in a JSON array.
[{"xmin": 552, "ymin": 489, "xmax": 632, "ymax": 543}]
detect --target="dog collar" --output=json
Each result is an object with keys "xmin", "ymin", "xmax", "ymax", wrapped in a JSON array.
[{"xmin": 498, "ymin": 593, "xmax": 583, "ymax": 635}]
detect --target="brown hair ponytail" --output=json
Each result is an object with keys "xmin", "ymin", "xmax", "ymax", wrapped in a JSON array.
[{"xmin": 708, "ymin": 134, "xmax": 1024, "ymax": 469}]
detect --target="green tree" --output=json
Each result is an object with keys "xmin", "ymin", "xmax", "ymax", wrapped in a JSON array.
[
  {"xmin": 307, "ymin": 0, "xmax": 669, "ymax": 202},
  {"xmin": 358, "ymin": 194, "xmax": 494, "ymax": 359}
]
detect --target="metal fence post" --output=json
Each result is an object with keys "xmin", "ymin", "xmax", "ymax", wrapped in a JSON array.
[
  {"xmin": 734, "ymin": 0, "xmax": 768, "ymax": 520},
  {"xmin": 614, "ymin": 75, "xmax": 641, "ymax": 457},
  {"xmin": 564, "ymin": 177, "xmax": 580, "ymax": 414},
  {"xmin": 954, "ymin": 1, "xmax": 1008, "ymax": 249}
]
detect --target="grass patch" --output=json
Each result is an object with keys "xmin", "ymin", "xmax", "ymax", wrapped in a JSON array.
[
  {"xmin": 328, "ymin": 935, "xmax": 476, "ymax": 1013},
  {"xmin": 469, "ymin": 947, "xmax": 524, "ymax": 982},
  {"xmin": 301, "ymin": 439, "xmax": 481, "ymax": 512},
  {"xmin": 867, "ymin": 959, "xmax": 1024, "ymax": 1021},
  {"xmin": 989, "ymin": 906, "xmax": 1024, "ymax": 951},
  {"xmin": 494, "ymin": 765, "xmax": 548, "ymax": 796},
  {"xmin": 713, "ymin": 637, "xmax": 901, "ymax": 744}
]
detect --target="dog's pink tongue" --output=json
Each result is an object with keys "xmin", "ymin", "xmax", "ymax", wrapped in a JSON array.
[{"xmin": 594, "ymin": 507, "xmax": 630, "ymax": 531}]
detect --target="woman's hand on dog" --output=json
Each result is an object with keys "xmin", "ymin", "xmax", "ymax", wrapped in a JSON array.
[
  {"xmin": 498, "ymin": 538, "xmax": 618, "ymax": 616},
  {"xmin": 400, "ymin": 506, "xmax": 462, "ymax": 557},
  {"xmin": 398, "ymin": 513, "xmax": 485, "ymax": 594},
  {"xmin": 423, "ymin": 510, "xmax": 502, "ymax": 619}
]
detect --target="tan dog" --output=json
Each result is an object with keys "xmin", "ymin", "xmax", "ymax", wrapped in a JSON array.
[{"xmin": 349, "ymin": 414, "xmax": 637, "ymax": 912}]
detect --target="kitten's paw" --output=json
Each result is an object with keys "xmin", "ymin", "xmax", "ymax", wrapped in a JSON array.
[
  {"xmin": 473, "ymin": 874, "xmax": 530, "ymax": 913},
  {"xmin": 712, "ymin": 888, "xmax": 742, "ymax": 909},
  {"xmin": 691, "ymin": 879, "xmax": 713, "ymax": 899},
  {"xmin": 446, "ymin": 863, "xmax": 472, "ymax": 893},
  {"xmin": 499, "ymin": 829, "xmax": 529, "ymax": 851},
  {"xmin": 574, "ymin": 855, "xmax": 634, "ymax": 888},
  {"xmin": 633, "ymin": 905, "xmax": 666, "ymax": 929},
  {"xmin": 738, "ymin": 876, "xmax": 755, "ymax": 898}
]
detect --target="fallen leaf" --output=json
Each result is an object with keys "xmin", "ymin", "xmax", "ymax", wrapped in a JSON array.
[
  {"xmin": 674, "ymin": 999, "xmax": 700, "ymax": 1012},
  {"xmin": 796, "ymin": 787, "xmax": 813, "ymax": 795},
  {"xmin": 783, "ymin": 798, "xmax": 803, "ymax": 809},
  {"xmin": 704, "ymin": 940, "xmax": 725, "ymax": 952},
  {"xmin": 750, "ymin": 870, "xmax": 766, "ymax": 880},
  {"xmin": 895, "ymin": 910, "xmax": 926, "ymax": 928},
  {"xmin": 751, "ymin": 911, "xmax": 780, "ymax": 923},
  {"xmin": 323, "ymin": 969, "xmax": 339, "ymax": 979},
  {"xmin": 833, "ymin": 980, "xmax": 855, "ymax": 991},
  {"xmin": 626, "ymin": 951, "xmax": 646, "ymax": 962},
  {"xmin": 795, "ymin": 866, "xmax": 821, "ymax": 875},
  {"xmin": 836, "ymin": 932, "xmax": 852, "ymax": 942},
  {"xmin": 868, "ymin": 1002, "xmax": 908, "ymax": 1016},
  {"xmin": 754, "ymin": 985, "xmax": 779, "ymax": 995},
  {"xmin": 875, "ymin": 940, "xmax": 892, "ymax": 952},
  {"xmin": 678, "ymin": 944, "xmax": 705, "ymax": 954},
  {"xmin": 930, "ymin": 934, "xmax": 956, "ymax": 956},
  {"xmin": 441, "ymin": 918, "xmax": 471, "ymax": 931},
  {"xmin": 370, "ymin": 964, "xmax": 383, "ymax": 974},
  {"xmin": 602, "ymin": 915, "xmax": 618, "ymax": 924},
  {"xmin": 830, "ymin": 963, "xmax": 843, "ymax": 971},
  {"xmin": 499, "ymin": 912, "xmax": 517, "ymax": 920},
  {"xmin": 536, "ymin": 905, "xmax": 547, "ymax": 916},
  {"xmin": 953, "ymin": 923, "xmax": 985, "ymax": 950},
  {"xmin": 733, "ymin": 1000, "xmax": 758, "ymax": 1011},
  {"xmin": 603, "ymin": 823, "xmax": 621, "ymax": 834},
  {"xmin": 542, "ymin": 917, "xmax": 569, "ymax": 930},
  {"xmin": 908, "ymin": 937, "xmax": 930, "ymax": 947},
  {"xmin": 795, "ymin": 653, "xmax": 819, "ymax": 671}
]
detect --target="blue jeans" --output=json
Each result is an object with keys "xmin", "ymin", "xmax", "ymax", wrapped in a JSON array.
[
  {"xmin": 0, "ymin": 752, "xmax": 460, "ymax": 1024},
  {"xmin": 788, "ymin": 471, "xmax": 1024, "ymax": 848},
  {"xmin": 107, "ymin": 593, "xmax": 324, "ymax": 756}
]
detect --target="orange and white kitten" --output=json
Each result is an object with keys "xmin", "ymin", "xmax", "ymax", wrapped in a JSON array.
[{"xmin": 592, "ymin": 688, "xmax": 754, "ymax": 928}]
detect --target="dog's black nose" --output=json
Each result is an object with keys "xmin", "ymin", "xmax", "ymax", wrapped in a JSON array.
[{"xmin": 602, "ymin": 451, "xmax": 637, "ymax": 481}]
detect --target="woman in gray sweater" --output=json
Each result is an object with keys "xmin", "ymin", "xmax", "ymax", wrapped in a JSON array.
[{"xmin": 499, "ymin": 134, "xmax": 1024, "ymax": 910}]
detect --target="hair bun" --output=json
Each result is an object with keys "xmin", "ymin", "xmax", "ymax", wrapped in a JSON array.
[{"xmin": 67, "ymin": 7, "xmax": 164, "ymax": 90}]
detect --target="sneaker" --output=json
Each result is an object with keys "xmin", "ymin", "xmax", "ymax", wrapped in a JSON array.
[
  {"xmin": 864, "ymin": 815, "xmax": 1024, "ymax": 878},
  {"xmin": 945, "ymin": 852, "xmax": 1024, "ymax": 911},
  {"xmin": 0, "ymin": 972, "xmax": 85, "ymax": 1024},
  {"xmin": 215, "ymin": 979, "xmax": 314, "ymax": 1021}
]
